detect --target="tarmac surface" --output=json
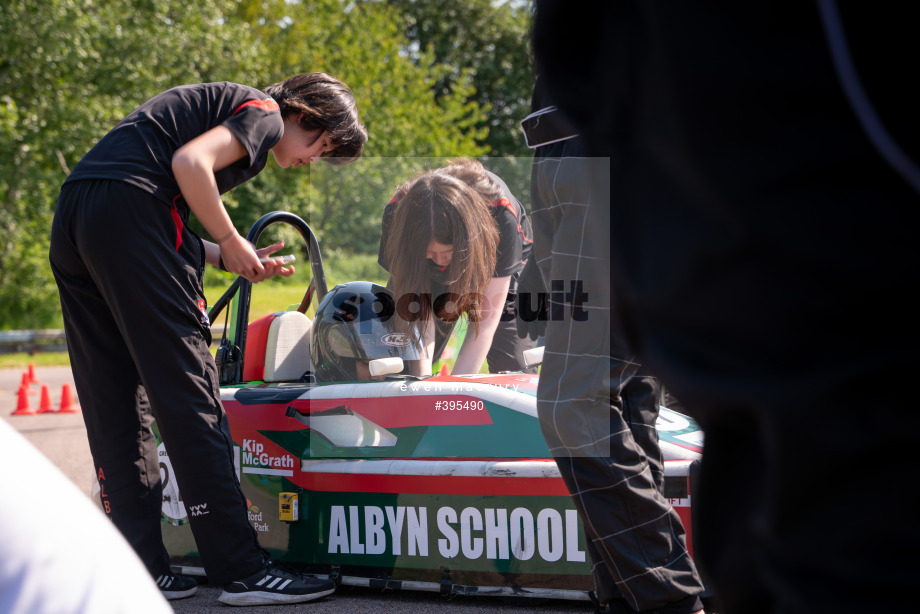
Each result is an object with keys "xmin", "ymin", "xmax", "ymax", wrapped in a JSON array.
[{"xmin": 1, "ymin": 366, "xmax": 593, "ymax": 614}]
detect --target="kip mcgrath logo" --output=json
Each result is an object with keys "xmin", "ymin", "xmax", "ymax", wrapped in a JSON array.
[
  {"xmin": 241, "ymin": 438, "xmax": 295, "ymax": 477},
  {"xmin": 190, "ymin": 503, "xmax": 210, "ymax": 517}
]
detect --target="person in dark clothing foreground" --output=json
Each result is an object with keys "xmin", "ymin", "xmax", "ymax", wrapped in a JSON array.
[{"xmin": 531, "ymin": 2, "xmax": 920, "ymax": 613}]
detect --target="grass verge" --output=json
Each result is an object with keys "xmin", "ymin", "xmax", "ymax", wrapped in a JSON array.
[
  {"xmin": 1, "ymin": 255, "xmax": 488, "ymax": 373},
  {"xmin": 0, "ymin": 352, "xmax": 71, "ymax": 370}
]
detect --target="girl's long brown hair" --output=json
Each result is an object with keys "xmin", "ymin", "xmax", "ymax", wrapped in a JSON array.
[{"xmin": 386, "ymin": 159, "xmax": 499, "ymax": 340}]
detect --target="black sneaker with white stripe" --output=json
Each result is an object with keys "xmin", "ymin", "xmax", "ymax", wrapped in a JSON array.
[
  {"xmin": 155, "ymin": 572, "xmax": 198, "ymax": 600},
  {"xmin": 218, "ymin": 561, "xmax": 335, "ymax": 606}
]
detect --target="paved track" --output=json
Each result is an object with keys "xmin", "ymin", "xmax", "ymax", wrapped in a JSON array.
[
  {"xmin": 1, "ymin": 366, "xmax": 93, "ymax": 496},
  {"xmin": 1, "ymin": 366, "xmax": 591, "ymax": 614}
]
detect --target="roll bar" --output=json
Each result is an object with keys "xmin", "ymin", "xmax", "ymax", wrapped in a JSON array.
[{"xmin": 208, "ymin": 211, "xmax": 327, "ymax": 385}]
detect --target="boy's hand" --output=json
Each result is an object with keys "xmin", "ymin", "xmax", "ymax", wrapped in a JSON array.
[
  {"xmin": 220, "ymin": 238, "xmax": 294, "ymax": 282},
  {"xmin": 253, "ymin": 241, "xmax": 296, "ymax": 281}
]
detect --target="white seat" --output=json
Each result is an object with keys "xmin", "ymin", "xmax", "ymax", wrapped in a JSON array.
[{"xmin": 263, "ymin": 311, "xmax": 313, "ymax": 382}]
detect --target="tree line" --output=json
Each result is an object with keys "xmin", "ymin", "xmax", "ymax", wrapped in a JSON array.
[{"xmin": 0, "ymin": 0, "xmax": 536, "ymax": 328}]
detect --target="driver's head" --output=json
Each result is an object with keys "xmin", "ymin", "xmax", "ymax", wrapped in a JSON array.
[{"xmin": 312, "ymin": 281, "xmax": 420, "ymax": 382}]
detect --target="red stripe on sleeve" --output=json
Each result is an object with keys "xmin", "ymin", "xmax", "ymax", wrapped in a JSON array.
[
  {"xmin": 492, "ymin": 197, "xmax": 518, "ymax": 219},
  {"xmin": 232, "ymin": 98, "xmax": 280, "ymax": 116},
  {"xmin": 491, "ymin": 197, "xmax": 531, "ymax": 243}
]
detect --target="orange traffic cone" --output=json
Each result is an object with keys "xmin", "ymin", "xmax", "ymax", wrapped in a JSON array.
[
  {"xmin": 21, "ymin": 372, "xmax": 36, "ymax": 394},
  {"xmin": 12, "ymin": 385, "xmax": 35, "ymax": 416},
  {"xmin": 37, "ymin": 385, "xmax": 55, "ymax": 414},
  {"xmin": 58, "ymin": 384, "xmax": 79, "ymax": 413},
  {"xmin": 27, "ymin": 362, "xmax": 39, "ymax": 384}
]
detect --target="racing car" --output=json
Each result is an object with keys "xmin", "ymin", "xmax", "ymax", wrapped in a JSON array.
[{"xmin": 149, "ymin": 211, "xmax": 705, "ymax": 602}]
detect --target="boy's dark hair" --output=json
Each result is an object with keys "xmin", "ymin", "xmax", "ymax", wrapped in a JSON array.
[{"xmin": 264, "ymin": 73, "xmax": 367, "ymax": 165}]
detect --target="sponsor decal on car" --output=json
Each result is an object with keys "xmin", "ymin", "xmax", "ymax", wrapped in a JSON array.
[
  {"xmin": 327, "ymin": 504, "xmax": 586, "ymax": 564},
  {"xmin": 158, "ymin": 442, "xmax": 188, "ymax": 526},
  {"xmin": 656, "ymin": 407, "xmax": 705, "ymax": 451},
  {"xmin": 248, "ymin": 504, "xmax": 270, "ymax": 533},
  {"xmin": 241, "ymin": 438, "xmax": 296, "ymax": 477}
]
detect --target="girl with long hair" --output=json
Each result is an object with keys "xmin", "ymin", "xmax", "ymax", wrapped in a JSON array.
[{"xmin": 378, "ymin": 158, "xmax": 535, "ymax": 375}]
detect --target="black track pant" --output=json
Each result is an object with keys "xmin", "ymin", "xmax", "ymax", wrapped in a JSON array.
[
  {"xmin": 530, "ymin": 146, "xmax": 704, "ymax": 613},
  {"xmin": 49, "ymin": 180, "xmax": 266, "ymax": 585}
]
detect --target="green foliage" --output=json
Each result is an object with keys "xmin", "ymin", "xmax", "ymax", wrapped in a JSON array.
[
  {"xmin": 1, "ymin": 0, "xmax": 260, "ymax": 328},
  {"xmin": 0, "ymin": 351, "xmax": 71, "ymax": 369},
  {"xmin": 203, "ymin": 252, "xmax": 385, "ymax": 336},
  {"xmin": 375, "ymin": 0, "xmax": 536, "ymax": 157},
  {"xmin": 0, "ymin": 0, "xmax": 532, "ymax": 330},
  {"xmin": 216, "ymin": 0, "xmax": 490, "ymax": 255},
  {"xmin": 203, "ymin": 252, "xmax": 385, "ymax": 292}
]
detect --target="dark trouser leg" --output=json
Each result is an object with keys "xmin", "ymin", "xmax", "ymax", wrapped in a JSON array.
[
  {"xmin": 539, "ymin": 358, "xmax": 701, "ymax": 613},
  {"xmin": 621, "ymin": 372, "xmax": 665, "ymax": 490},
  {"xmin": 51, "ymin": 183, "xmax": 170, "ymax": 577},
  {"xmin": 50, "ymin": 180, "xmax": 266, "ymax": 585},
  {"xmin": 532, "ymin": 149, "xmax": 703, "ymax": 612},
  {"xmin": 52, "ymin": 285, "xmax": 170, "ymax": 576},
  {"xmin": 486, "ymin": 316, "xmax": 537, "ymax": 373}
]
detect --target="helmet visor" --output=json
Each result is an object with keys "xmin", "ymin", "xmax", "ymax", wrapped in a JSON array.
[{"xmin": 325, "ymin": 316, "xmax": 422, "ymax": 362}]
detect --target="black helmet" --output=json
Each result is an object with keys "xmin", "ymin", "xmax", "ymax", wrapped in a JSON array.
[{"xmin": 312, "ymin": 281, "xmax": 421, "ymax": 382}]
